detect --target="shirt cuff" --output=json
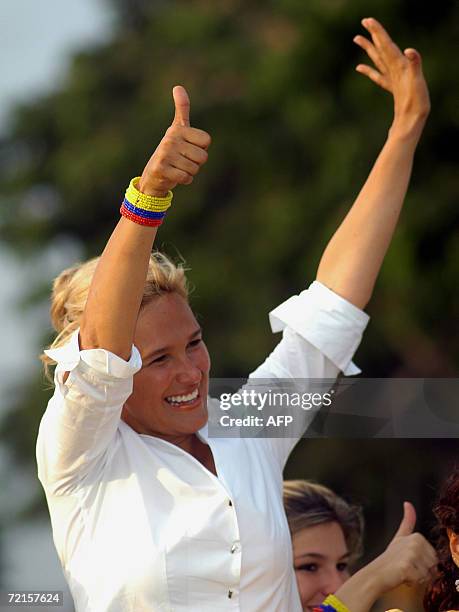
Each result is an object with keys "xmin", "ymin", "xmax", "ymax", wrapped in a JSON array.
[
  {"xmin": 269, "ymin": 281, "xmax": 370, "ymax": 376},
  {"xmin": 44, "ymin": 328, "xmax": 142, "ymax": 379}
]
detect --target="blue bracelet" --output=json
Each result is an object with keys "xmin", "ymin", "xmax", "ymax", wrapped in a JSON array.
[{"xmin": 122, "ymin": 198, "xmax": 166, "ymax": 219}]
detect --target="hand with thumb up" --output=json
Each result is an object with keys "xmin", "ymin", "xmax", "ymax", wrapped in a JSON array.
[
  {"xmin": 367, "ymin": 501, "xmax": 437, "ymax": 591},
  {"xmin": 333, "ymin": 502, "xmax": 437, "ymax": 612},
  {"xmin": 138, "ymin": 85, "xmax": 211, "ymax": 197}
]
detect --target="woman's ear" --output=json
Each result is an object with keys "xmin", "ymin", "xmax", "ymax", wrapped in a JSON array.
[{"xmin": 447, "ymin": 528, "xmax": 459, "ymax": 567}]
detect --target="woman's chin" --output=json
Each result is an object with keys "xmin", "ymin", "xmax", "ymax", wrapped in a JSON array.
[{"xmin": 164, "ymin": 398, "xmax": 209, "ymax": 433}]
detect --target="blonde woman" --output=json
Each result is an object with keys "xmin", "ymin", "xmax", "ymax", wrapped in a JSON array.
[{"xmin": 37, "ymin": 18, "xmax": 430, "ymax": 612}]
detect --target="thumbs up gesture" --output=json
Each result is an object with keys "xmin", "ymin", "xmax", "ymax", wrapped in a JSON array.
[
  {"xmin": 367, "ymin": 502, "xmax": 437, "ymax": 592},
  {"xmin": 333, "ymin": 503, "xmax": 438, "ymax": 612},
  {"xmin": 138, "ymin": 85, "xmax": 211, "ymax": 196}
]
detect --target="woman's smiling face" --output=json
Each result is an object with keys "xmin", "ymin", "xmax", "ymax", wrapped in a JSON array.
[
  {"xmin": 292, "ymin": 521, "xmax": 351, "ymax": 611},
  {"xmin": 121, "ymin": 292, "xmax": 211, "ymax": 445}
]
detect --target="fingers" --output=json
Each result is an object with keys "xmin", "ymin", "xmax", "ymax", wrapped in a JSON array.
[
  {"xmin": 353, "ymin": 34, "xmax": 387, "ymax": 73},
  {"xmin": 152, "ymin": 136, "xmax": 209, "ymax": 188},
  {"xmin": 393, "ymin": 501, "xmax": 417, "ymax": 539},
  {"xmin": 156, "ymin": 151, "xmax": 199, "ymax": 187},
  {"xmin": 355, "ymin": 64, "xmax": 391, "ymax": 92},
  {"xmin": 404, "ymin": 48, "xmax": 420, "ymax": 62},
  {"xmin": 173, "ymin": 85, "xmax": 191, "ymax": 127},
  {"xmin": 169, "ymin": 152, "xmax": 199, "ymax": 177},
  {"xmin": 354, "ymin": 18, "xmax": 412, "ymax": 93},
  {"xmin": 167, "ymin": 125, "xmax": 211, "ymax": 149},
  {"xmin": 404, "ymin": 48, "xmax": 424, "ymax": 75},
  {"xmin": 413, "ymin": 535, "xmax": 438, "ymax": 574},
  {"xmin": 424, "ymin": 538, "xmax": 439, "ymax": 571},
  {"xmin": 398, "ymin": 535, "xmax": 437, "ymax": 586},
  {"xmin": 168, "ymin": 167, "xmax": 194, "ymax": 186},
  {"xmin": 181, "ymin": 141, "xmax": 209, "ymax": 165},
  {"xmin": 353, "ymin": 18, "xmax": 401, "ymax": 93},
  {"xmin": 185, "ymin": 127, "xmax": 211, "ymax": 149},
  {"xmin": 361, "ymin": 17, "xmax": 402, "ymax": 60}
]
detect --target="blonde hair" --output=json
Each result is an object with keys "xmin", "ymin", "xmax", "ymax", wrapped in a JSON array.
[
  {"xmin": 40, "ymin": 251, "xmax": 189, "ymax": 382},
  {"xmin": 283, "ymin": 479, "xmax": 364, "ymax": 564}
]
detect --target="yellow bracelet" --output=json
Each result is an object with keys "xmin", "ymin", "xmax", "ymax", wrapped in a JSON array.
[
  {"xmin": 323, "ymin": 594, "xmax": 351, "ymax": 612},
  {"xmin": 125, "ymin": 177, "xmax": 173, "ymax": 212}
]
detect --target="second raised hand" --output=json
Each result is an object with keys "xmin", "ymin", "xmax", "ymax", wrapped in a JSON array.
[
  {"xmin": 138, "ymin": 85, "xmax": 211, "ymax": 196},
  {"xmin": 353, "ymin": 18, "xmax": 430, "ymax": 139}
]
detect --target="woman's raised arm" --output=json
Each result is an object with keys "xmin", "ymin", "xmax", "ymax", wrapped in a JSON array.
[
  {"xmin": 79, "ymin": 86, "xmax": 211, "ymax": 359},
  {"xmin": 316, "ymin": 18, "xmax": 430, "ymax": 309}
]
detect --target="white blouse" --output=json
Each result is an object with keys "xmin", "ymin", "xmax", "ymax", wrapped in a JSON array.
[{"xmin": 37, "ymin": 281, "xmax": 369, "ymax": 612}]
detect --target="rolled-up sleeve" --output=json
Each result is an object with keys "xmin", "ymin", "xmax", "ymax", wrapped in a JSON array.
[
  {"xmin": 268, "ymin": 280, "xmax": 370, "ymax": 376},
  {"xmin": 37, "ymin": 330, "xmax": 142, "ymax": 495},
  {"xmin": 248, "ymin": 281, "xmax": 370, "ymax": 468}
]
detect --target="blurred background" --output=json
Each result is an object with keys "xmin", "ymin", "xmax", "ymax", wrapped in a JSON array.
[{"xmin": 0, "ymin": 0, "xmax": 458, "ymax": 610}]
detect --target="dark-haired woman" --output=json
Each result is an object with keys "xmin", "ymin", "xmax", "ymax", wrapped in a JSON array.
[{"xmin": 424, "ymin": 470, "xmax": 459, "ymax": 612}]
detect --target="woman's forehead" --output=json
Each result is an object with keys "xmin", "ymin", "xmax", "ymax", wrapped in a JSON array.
[
  {"xmin": 293, "ymin": 521, "xmax": 349, "ymax": 559},
  {"xmin": 135, "ymin": 293, "xmax": 199, "ymax": 349}
]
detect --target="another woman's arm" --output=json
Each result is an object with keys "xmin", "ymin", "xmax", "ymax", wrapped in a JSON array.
[
  {"xmin": 79, "ymin": 86, "xmax": 210, "ymax": 359},
  {"xmin": 331, "ymin": 503, "xmax": 437, "ymax": 612},
  {"xmin": 316, "ymin": 18, "xmax": 430, "ymax": 309}
]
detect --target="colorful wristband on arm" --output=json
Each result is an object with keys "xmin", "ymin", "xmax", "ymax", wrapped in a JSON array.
[
  {"xmin": 120, "ymin": 177, "xmax": 173, "ymax": 227},
  {"xmin": 313, "ymin": 594, "xmax": 351, "ymax": 612}
]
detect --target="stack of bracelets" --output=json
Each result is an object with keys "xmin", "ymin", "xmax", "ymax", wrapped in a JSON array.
[
  {"xmin": 120, "ymin": 177, "xmax": 173, "ymax": 227},
  {"xmin": 313, "ymin": 594, "xmax": 350, "ymax": 612}
]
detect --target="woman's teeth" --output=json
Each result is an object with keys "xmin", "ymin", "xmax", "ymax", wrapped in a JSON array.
[{"xmin": 166, "ymin": 388, "xmax": 199, "ymax": 405}]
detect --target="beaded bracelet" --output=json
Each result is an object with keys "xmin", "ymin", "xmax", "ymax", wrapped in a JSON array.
[
  {"xmin": 126, "ymin": 177, "xmax": 173, "ymax": 211},
  {"xmin": 119, "ymin": 205, "xmax": 164, "ymax": 227},
  {"xmin": 122, "ymin": 198, "xmax": 166, "ymax": 219},
  {"xmin": 313, "ymin": 594, "xmax": 350, "ymax": 612},
  {"xmin": 120, "ymin": 177, "xmax": 173, "ymax": 227}
]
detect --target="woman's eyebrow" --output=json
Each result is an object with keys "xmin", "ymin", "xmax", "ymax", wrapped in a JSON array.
[
  {"xmin": 295, "ymin": 552, "xmax": 326, "ymax": 561},
  {"xmin": 144, "ymin": 327, "xmax": 202, "ymax": 358},
  {"xmin": 295, "ymin": 551, "xmax": 350, "ymax": 562}
]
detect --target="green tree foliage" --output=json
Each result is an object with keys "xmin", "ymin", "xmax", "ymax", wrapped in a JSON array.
[
  {"xmin": 0, "ymin": 0, "xmax": 457, "ymax": 509},
  {"xmin": 0, "ymin": 5, "xmax": 458, "ymax": 609},
  {"xmin": 2, "ymin": 0, "xmax": 458, "ymax": 381}
]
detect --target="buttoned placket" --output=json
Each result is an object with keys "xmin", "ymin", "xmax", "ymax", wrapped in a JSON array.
[
  {"xmin": 226, "ymin": 495, "xmax": 241, "ymax": 603},
  {"xmin": 145, "ymin": 431, "xmax": 243, "ymax": 608},
  {"xmin": 192, "ymin": 435, "xmax": 243, "ymax": 608}
]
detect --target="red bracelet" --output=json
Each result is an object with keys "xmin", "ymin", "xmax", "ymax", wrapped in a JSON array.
[{"xmin": 119, "ymin": 204, "xmax": 165, "ymax": 227}]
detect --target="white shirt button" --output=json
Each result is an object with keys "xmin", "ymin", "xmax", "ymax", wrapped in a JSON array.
[{"xmin": 230, "ymin": 542, "xmax": 239, "ymax": 554}]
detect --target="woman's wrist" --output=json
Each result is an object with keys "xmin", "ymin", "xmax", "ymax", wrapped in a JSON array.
[
  {"xmin": 120, "ymin": 177, "xmax": 173, "ymax": 227},
  {"xmin": 333, "ymin": 562, "xmax": 383, "ymax": 612},
  {"xmin": 137, "ymin": 176, "xmax": 169, "ymax": 198},
  {"xmin": 388, "ymin": 113, "xmax": 428, "ymax": 144}
]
